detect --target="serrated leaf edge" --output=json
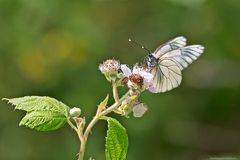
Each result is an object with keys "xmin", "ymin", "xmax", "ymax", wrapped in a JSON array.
[{"xmin": 101, "ymin": 116, "xmax": 128, "ymax": 160}]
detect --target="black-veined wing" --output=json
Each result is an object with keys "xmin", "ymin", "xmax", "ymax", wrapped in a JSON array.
[
  {"xmin": 159, "ymin": 45, "xmax": 204, "ymax": 70},
  {"xmin": 149, "ymin": 45, "xmax": 204, "ymax": 93},
  {"xmin": 148, "ymin": 60, "xmax": 182, "ymax": 93},
  {"xmin": 153, "ymin": 36, "xmax": 187, "ymax": 58}
]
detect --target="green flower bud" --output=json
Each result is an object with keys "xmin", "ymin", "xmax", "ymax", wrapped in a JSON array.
[{"xmin": 69, "ymin": 107, "xmax": 81, "ymax": 117}]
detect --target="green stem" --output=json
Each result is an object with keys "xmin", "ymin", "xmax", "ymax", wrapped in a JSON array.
[
  {"xmin": 77, "ymin": 90, "xmax": 130, "ymax": 160},
  {"xmin": 78, "ymin": 137, "xmax": 86, "ymax": 160},
  {"xmin": 67, "ymin": 118, "xmax": 78, "ymax": 133},
  {"xmin": 112, "ymin": 82, "xmax": 119, "ymax": 103}
]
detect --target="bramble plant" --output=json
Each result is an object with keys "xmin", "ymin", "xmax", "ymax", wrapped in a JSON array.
[{"xmin": 3, "ymin": 36, "xmax": 204, "ymax": 160}]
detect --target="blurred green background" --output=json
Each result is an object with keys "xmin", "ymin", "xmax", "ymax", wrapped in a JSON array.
[{"xmin": 0, "ymin": 0, "xmax": 240, "ymax": 160}]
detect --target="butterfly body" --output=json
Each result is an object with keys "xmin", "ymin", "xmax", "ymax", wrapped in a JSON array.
[
  {"xmin": 144, "ymin": 36, "xmax": 204, "ymax": 93},
  {"xmin": 145, "ymin": 54, "xmax": 158, "ymax": 68}
]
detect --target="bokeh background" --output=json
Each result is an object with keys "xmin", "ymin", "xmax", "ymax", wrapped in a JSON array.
[{"xmin": 0, "ymin": 0, "xmax": 240, "ymax": 160}]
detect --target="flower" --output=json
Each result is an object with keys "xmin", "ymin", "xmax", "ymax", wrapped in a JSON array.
[
  {"xmin": 99, "ymin": 59, "xmax": 120, "ymax": 82},
  {"xmin": 120, "ymin": 64, "xmax": 154, "ymax": 90},
  {"xmin": 69, "ymin": 107, "xmax": 81, "ymax": 117},
  {"xmin": 117, "ymin": 96, "xmax": 148, "ymax": 118},
  {"xmin": 99, "ymin": 59, "xmax": 120, "ymax": 75}
]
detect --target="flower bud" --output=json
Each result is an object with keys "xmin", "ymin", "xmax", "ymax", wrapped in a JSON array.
[
  {"xmin": 69, "ymin": 107, "xmax": 81, "ymax": 117},
  {"xmin": 117, "ymin": 95, "xmax": 145, "ymax": 117},
  {"xmin": 116, "ymin": 98, "xmax": 134, "ymax": 117},
  {"xmin": 99, "ymin": 59, "xmax": 120, "ymax": 82}
]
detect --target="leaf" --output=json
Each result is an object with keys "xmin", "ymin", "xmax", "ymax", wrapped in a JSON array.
[
  {"xmin": 3, "ymin": 96, "xmax": 69, "ymax": 116},
  {"xmin": 19, "ymin": 110, "xmax": 67, "ymax": 131},
  {"xmin": 101, "ymin": 116, "xmax": 128, "ymax": 160},
  {"xmin": 3, "ymin": 96, "xmax": 70, "ymax": 131}
]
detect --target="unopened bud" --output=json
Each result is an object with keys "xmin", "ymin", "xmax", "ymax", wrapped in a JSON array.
[{"xmin": 69, "ymin": 107, "xmax": 81, "ymax": 117}]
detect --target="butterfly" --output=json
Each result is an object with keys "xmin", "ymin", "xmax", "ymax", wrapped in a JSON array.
[{"xmin": 144, "ymin": 36, "xmax": 204, "ymax": 93}]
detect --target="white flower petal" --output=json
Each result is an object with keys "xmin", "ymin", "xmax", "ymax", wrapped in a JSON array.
[
  {"xmin": 139, "ymin": 71, "xmax": 153, "ymax": 80},
  {"xmin": 139, "ymin": 71, "xmax": 154, "ymax": 89},
  {"xmin": 121, "ymin": 64, "xmax": 132, "ymax": 77},
  {"xmin": 132, "ymin": 65, "xmax": 142, "ymax": 74},
  {"xmin": 147, "ymin": 85, "xmax": 159, "ymax": 93},
  {"xmin": 133, "ymin": 103, "xmax": 148, "ymax": 118},
  {"xmin": 143, "ymin": 79, "xmax": 152, "ymax": 89}
]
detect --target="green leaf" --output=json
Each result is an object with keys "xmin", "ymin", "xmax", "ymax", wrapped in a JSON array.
[
  {"xmin": 3, "ymin": 96, "xmax": 70, "ymax": 131},
  {"xmin": 3, "ymin": 96, "xmax": 69, "ymax": 116},
  {"xmin": 102, "ymin": 116, "xmax": 128, "ymax": 160},
  {"xmin": 19, "ymin": 110, "xmax": 67, "ymax": 131}
]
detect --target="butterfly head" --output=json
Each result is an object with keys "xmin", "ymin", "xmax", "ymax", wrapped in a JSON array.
[{"xmin": 145, "ymin": 54, "xmax": 158, "ymax": 68}]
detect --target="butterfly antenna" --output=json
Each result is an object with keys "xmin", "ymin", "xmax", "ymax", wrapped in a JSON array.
[{"xmin": 128, "ymin": 38, "xmax": 151, "ymax": 54}]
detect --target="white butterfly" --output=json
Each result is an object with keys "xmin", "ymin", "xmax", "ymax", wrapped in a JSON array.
[{"xmin": 145, "ymin": 36, "xmax": 204, "ymax": 93}]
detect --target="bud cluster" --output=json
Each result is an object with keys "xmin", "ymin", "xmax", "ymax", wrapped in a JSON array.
[
  {"xmin": 99, "ymin": 58, "xmax": 154, "ymax": 118},
  {"xmin": 116, "ymin": 95, "xmax": 148, "ymax": 118},
  {"xmin": 99, "ymin": 59, "xmax": 155, "ymax": 90}
]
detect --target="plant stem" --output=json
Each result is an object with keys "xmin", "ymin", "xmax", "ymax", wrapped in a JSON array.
[
  {"xmin": 76, "ymin": 90, "xmax": 130, "ymax": 160},
  {"xmin": 67, "ymin": 118, "xmax": 78, "ymax": 133},
  {"xmin": 112, "ymin": 82, "xmax": 119, "ymax": 102},
  {"xmin": 79, "ymin": 137, "xmax": 86, "ymax": 160}
]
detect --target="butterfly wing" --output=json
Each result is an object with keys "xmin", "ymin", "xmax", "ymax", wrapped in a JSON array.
[
  {"xmin": 159, "ymin": 45, "xmax": 205, "ymax": 70},
  {"xmin": 153, "ymin": 36, "xmax": 187, "ymax": 58},
  {"xmin": 149, "ymin": 60, "xmax": 182, "ymax": 93},
  {"xmin": 149, "ymin": 44, "xmax": 204, "ymax": 93}
]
